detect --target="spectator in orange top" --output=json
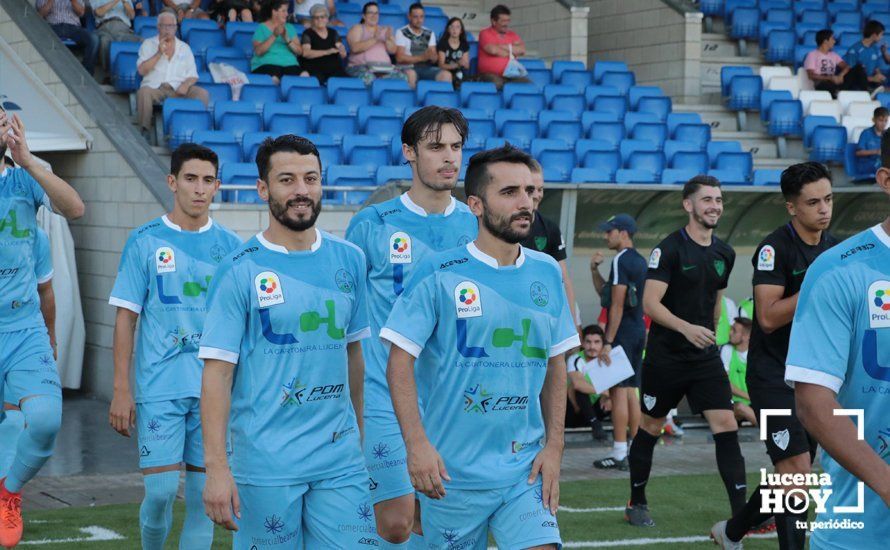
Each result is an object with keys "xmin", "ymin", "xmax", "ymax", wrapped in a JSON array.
[{"xmin": 476, "ymin": 4, "xmax": 531, "ymax": 89}]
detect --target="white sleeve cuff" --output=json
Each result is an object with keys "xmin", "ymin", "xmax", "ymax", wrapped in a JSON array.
[
  {"xmin": 550, "ymin": 334, "xmax": 581, "ymax": 357},
  {"xmin": 109, "ymin": 296, "xmax": 142, "ymax": 314},
  {"xmin": 379, "ymin": 328, "xmax": 423, "ymax": 358},
  {"xmin": 785, "ymin": 365, "xmax": 844, "ymax": 394},
  {"xmin": 346, "ymin": 327, "xmax": 371, "ymax": 343},
  {"xmin": 198, "ymin": 347, "xmax": 239, "ymax": 364},
  {"xmin": 37, "ymin": 270, "xmax": 53, "ymax": 284}
]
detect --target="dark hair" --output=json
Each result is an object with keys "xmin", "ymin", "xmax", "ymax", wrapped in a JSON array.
[
  {"xmin": 401, "ymin": 105, "xmax": 469, "ymax": 149},
  {"xmin": 682, "ymin": 174, "xmax": 720, "ymax": 200},
  {"xmin": 815, "ymin": 29, "xmax": 833, "ymax": 47},
  {"xmin": 882, "ymin": 127, "xmax": 890, "ymax": 168},
  {"xmin": 261, "ymin": 0, "xmax": 288, "ymax": 22},
  {"xmin": 581, "ymin": 324, "xmax": 604, "ymax": 340},
  {"xmin": 439, "ymin": 16, "xmax": 467, "ymax": 47},
  {"xmin": 464, "ymin": 144, "xmax": 536, "ymax": 199},
  {"xmin": 864, "ymin": 19, "xmax": 885, "ymax": 39},
  {"xmin": 408, "ymin": 2, "xmax": 423, "ymax": 13},
  {"xmin": 733, "ymin": 317, "xmax": 753, "ymax": 330},
  {"xmin": 875, "ymin": 106, "xmax": 890, "ymax": 118},
  {"xmin": 255, "ymin": 135, "xmax": 322, "ymax": 182},
  {"xmin": 171, "ymin": 143, "xmax": 218, "ymax": 177},
  {"xmin": 360, "ymin": 1, "xmax": 378, "ymax": 23},
  {"xmin": 779, "ymin": 161, "xmax": 832, "ymax": 200},
  {"xmin": 490, "ymin": 4, "xmax": 510, "ymax": 20}
]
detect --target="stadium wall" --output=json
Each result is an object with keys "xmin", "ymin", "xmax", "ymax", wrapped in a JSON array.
[
  {"xmin": 483, "ymin": 0, "xmax": 589, "ymax": 63},
  {"xmin": 584, "ymin": 0, "xmax": 702, "ymax": 104}
]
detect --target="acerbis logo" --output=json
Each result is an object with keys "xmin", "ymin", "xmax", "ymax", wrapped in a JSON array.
[
  {"xmin": 155, "ymin": 247, "xmax": 176, "ymax": 273},
  {"xmin": 389, "ymin": 232, "xmax": 412, "ymax": 264},
  {"xmin": 463, "ymin": 383, "xmax": 528, "ymax": 414},
  {"xmin": 254, "ymin": 271, "xmax": 285, "ymax": 307},
  {"xmin": 0, "ymin": 267, "xmax": 20, "ymax": 278},
  {"xmin": 439, "ymin": 257, "xmax": 468, "ymax": 269},
  {"xmin": 841, "ymin": 243, "xmax": 874, "ymax": 260},
  {"xmin": 868, "ymin": 281, "xmax": 890, "ymax": 328},
  {"xmin": 454, "ymin": 281, "xmax": 482, "ymax": 319},
  {"xmin": 232, "ymin": 246, "xmax": 259, "ymax": 262}
]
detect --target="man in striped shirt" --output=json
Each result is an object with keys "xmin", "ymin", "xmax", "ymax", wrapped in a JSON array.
[{"xmin": 37, "ymin": 0, "xmax": 99, "ymax": 75}]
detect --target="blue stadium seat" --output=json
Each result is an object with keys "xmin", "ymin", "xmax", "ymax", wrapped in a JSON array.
[
  {"xmin": 531, "ymin": 139, "xmax": 574, "ymax": 181},
  {"xmin": 700, "ymin": 0, "xmax": 723, "ymax": 17},
  {"xmin": 593, "ymin": 61, "xmax": 629, "ymax": 83},
  {"xmin": 180, "ymin": 18, "xmax": 218, "ymax": 42},
  {"xmin": 206, "ymin": 47, "xmax": 250, "ymax": 74},
  {"xmin": 585, "ymin": 85, "xmax": 622, "ymax": 109},
  {"xmin": 723, "ymin": 0, "xmax": 756, "ymax": 21},
  {"xmin": 834, "ymin": 10, "xmax": 862, "ymax": 29},
  {"xmin": 570, "ymin": 167, "xmax": 612, "ymax": 183},
  {"xmin": 552, "ymin": 60, "xmax": 586, "ymax": 82},
  {"xmin": 188, "ymin": 28, "xmax": 225, "ymax": 68},
  {"xmin": 560, "ymin": 70, "xmax": 594, "ymax": 92},
  {"xmin": 793, "ymin": 45, "xmax": 810, "ymax": 71},
  {"xmin": 666, "ymin": 113, "xmax": 703, "ymax": 136},
  {"xmin": 721, "ymin": 66, "xmax": 753, "ymax": 97},
  {"xmin": 576, "ymin": 140, "xmax": 620, "ymax": 177},
  {"xmin": 485, "ymin": 137, "xmax": 509, "ymax": 150},
  {"xmin": 714, "ymin": 151, "xmax": 753, "ymax": 180},
  {"xmin": 671, "ymin": 150, "xmax": 709, "ymax": 174},
  {"xmin": 730, "ymin": 7, "xmax": 759, "ymax": 40},
  {"xmin": 343, "ymin": 135, "xmax": 390, "ymax": 174},
  {"xmin": 369, "ymin": 81, "xmax": 414, "ymax": 115},
  {"xmin": 462, "ymin": 136, "xmax": 484, "ymax": 165},
  {"xmin": 327, "ymin": 77, "xmax": 370, "ymax": 114},
  {"xmin": 263, "ymin": 104, "xmax": 309, "ymax": 135},
  {"xmin": 302, "ymin": 133, "xmax": 342, "ymax": 171},
  {"xmin": 620, "ymin": 138, "xmax": 659, "ymax": 164},
  {"xmin": 624, "ymin": 112, "xmax": 656, "ymax": 133},
  {"xmin": 631, "ymin": 123, "xmax": 668, "ymax": 150},
  {"xmin": 495, "ymin": 110, "xmax": 538, "ymax": 150},
  {"xmin": 520, "ymin": 58, "xmax": 546, "ymax": 70},
  {"xmin": 460, "ymin": 82, "xmax": 498, "ymax": 105},
  {"xmin": 628, "ymin": 86, "xmax": 663, "ymax": 110},
  {"xmin": 615, "ymin": 168, "xmax": 656, "ymax": 184},
  {"xmin": 327, "ymin": 164, "xmax": 374, "ymax": 205},
  {"xmin": 661, "ymin": 168, "xmax": 699, "ymax": 184},
  {"xmin": 193, "ymin": 130, "xmax": 242, "ymax": 165},
  {"xmin": 803, "ymin": 115, "xmax": 838, "ymax": 147},
  {"xmin": 708, "ymin": 168, "xmax": 748, "ymax": 185},
  {"xmin": 540, "ymin": 110, "xmax": 582, "ymax": 143},
  {"xmin": 793, "ymin": 1, "xmax": 824, "ymax": 17},
  {"xmin": 594, "ymin": 95, "xmax": 627, "ymax": 118},
  {"xmin": 358, "ymin": 106, "xmax": 402, "ymax": 142},
  {"xmin": 285, "ymin": 82, "xmax": 328, "ymax": 115},
  {"xmin": 282, "ymin": 75, "xmax": 322, "ymax": 95},
  {"xmin": 539, "ymin": 166, "xmax": 567, "ymax": 183},
  {"xmin": 401, "ymin": 106, "xmax": 421, "ymax": 121},
  {"xmin": 225, "ymin": 21, "xmax": 259, "ymax": 57},
  {"xmin": 627, "ymin": 150, "xmax": 665, "ymax": 179},
  {"xmin": 587, "ymin": 120, "xmax": 625, "ymax": 147},
  {"xmin": 665, "ymin": 140, "xmax": 703, "ymax": 164},
  {"xmin": 462, "ymin": 89, "xmax": 501, "ymax": 115},
  {"xmin": 809, "ymin": 125, "xmax": 847, "ymax": 163},
  {"xmin": 242, "ymin": 131, "xmax": 274, "ymax": 163},
  {"xmin": 423, "ymin": 90, "xmax": 460, "ymax": 108},
  {"xmin": 766, "ymin": 30, "xmax": 795, "ymax": 64},
  {"xmin": 544, "ymin": 84, "xmax": 585, "ymax": 114},
  {"xmin": 391, "ymin": 138, "xmax": 405, "ymax": 165},
  {"xmin": 799, "ymin": 9, "xmax": 828, "ymax": 27},
  {"xmin": 844, "ymin": 143, "xmax": 876, "ymax": 181},
  {"xmin": 526, "ymin": 68, "xmax": 552, "ymax": 89},
  {"xmin": 310, "ymin": 105, "xmax": 357, "ymax": 143},
  {"xmin": 581, "ymin": 111, "xmax": 620, "ymax": 133},
  {"xmin": 219, "ymin": 162, "xmax": 261, "ymax": 203},
  {"xmin": 760, "ymin": 89, "xmax": 793, "ymax": 122},
  {"xmin": 462, "ymin": 109, "xmax": 496, "ymax": 141},
  {"xmin": 376, "ymin": 165, "xmax": 412, "ymax": 185},
  {"xmin": 417, "ymin": 81, "xmax": 453, "ymax": 102},
  {"xmin": 137, "ymin": 23, "xmax": 158, "ymax": 39},
  {"xmin": 110, "ymin": 42, "xmax": 141, "ymax": 92},
  {"xmin": 837, "ymin": 31, "xmax": 860, "ymax": 52},
  {"xmin": 200, "ymin": 83, "xmax": 231, "ymax": 108},
  {"xmin": 768, "ymin": 99, "xmax": 803, "ymax": 136},
  {"xmin": 758, "ymin": 21, "xmax": 786, "ymax": 51},
  {"xmin": 753, "ymin": 169, "xmax": 783, "ymax": 186},
  {"xmin": 214, "ymin": 101, "xmax": 262, "ymax": 141},
  {"xmin": 728, "ymin": 75, "xmax": 763, "ymax": 111},
  {"xmin": 707, "ymin": 141, "xmax": 743, "ymax": 167},
  {"xmin": 636, "ymin": 96, "xmax": 672, "ymax": 122},
  {"xmin": 163, "ymin": 99, "xmax": 211, "ymax": 148},
  {"xmin": 133, "ymin": 16, "xmax": 155, "ymax": 36},
  {"xmin": 673, "ymin": 123, "xmax": 711, "ymax": 150},
  {"xmin": 503, "ymin": 82, "xmax": 543, "ymax": 108},
  {"xmin": 600, "ymin": 71, "xmax": 635, "ymax": 95},
  {"xmin": 240, "ymin": 78, "xmax": 281, "ymax": 111}
]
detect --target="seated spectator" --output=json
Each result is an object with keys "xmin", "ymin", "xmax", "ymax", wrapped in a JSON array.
[
  {"xmin": 804, "ymin": 30, "xmax": 850, "ymax": 97},
  {"xmin": 37, "ymin": 0, "xmax": 99, "ymax": 76},
  {"xmin": 209, "ymin": 0, "xmax": 253, "ymax": 23},
  {"xmin": 437, "ymin": 17, "xmax": 470, "ymax": 88},
  {"xmin": 300, "ymin": 4, "xmax": 348, "ymax": 84},
  {"xmin": 251, "ymin": 0, "xmax": 308, "ymax": 84},
  {"xmin": 855, "ymin": 106, "xmax": 888, "ymax": 177},
  {"xmin": 395, "ymin": 3, "xmax": 449, "ymax": 85},
  {"xmin": 477, "ymin": 4, "xmax": 531, "ymax": 89},
  {"xmin": 93, "ymin": 0, "xmax": 142, "ymax": 74},
  {"xmin": 161, "ymin": 0, "xmax": 209, "ymax": 20},
  {"xmin": 346, "ymin": 2, "xmax": 413, "ymax": 87},
  {"xmin": 566, "ymin": 325, "xmax": 610, "ymax": 442},
  {"xmin": 135, "ymin": 9, "xmax": 208, "ymax": 140},
  {"xmin": 292, "ymin": 0, "xmax": 342, "ymax": 27},
  {"xmin": 720, "ymin": 317, "xmax": 757, "ymax": 427},
  {"xmin": 844, "ymin": 19, "xmax": 887, "ymax": 92}
]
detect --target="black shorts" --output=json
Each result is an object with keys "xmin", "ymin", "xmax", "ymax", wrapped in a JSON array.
[
  {"xmin": 639, "ymin": 356, "xmax": 733, "ymax": 418},
  {"xmin": 615, "ymin": 335, "xmax": 645, "ymax": 389},
  {"xmin": 749, "ymin": 385, "xmax": 818, "ymax": 465}
]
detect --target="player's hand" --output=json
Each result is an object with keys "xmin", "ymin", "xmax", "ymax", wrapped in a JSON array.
[
  {"xmin": 599, "ymin": 344, "xmax": 612, "ymax": 366},
  {"xmin": 3, "ymin": 114, "xmax": 33, "ymax": 170},
  {"xmin": 599, "ymin": 395, "xmax": 612, "ymax": 413},
  {"xmin": 682, "ymin": 323, "xmax": 716, "ymax": 349},
  {"xmin": 590, "ymin": 252, "xmax": 604, "ymax": 269},
  {"xmin": 528, "ymin": 443, "xmax": 562, "ymax": 515},
  {"xmin": 109, "ymin": 390, "xmax": 136, "ymax": 437},
  {"xmin": 204, "ymin": 467, "xmax": 240, "ymax": 531},
  {"xmin": 407, "ymin": 438, "xmax": 450, "ymax": 499}
]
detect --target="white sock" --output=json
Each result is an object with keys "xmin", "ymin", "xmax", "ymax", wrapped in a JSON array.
[{"xmin": 612, "ymin": 441, "xmax": 628, "ymax": 460}]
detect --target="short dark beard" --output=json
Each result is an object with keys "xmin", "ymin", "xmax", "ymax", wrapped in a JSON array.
[
  {"xmin": 268, "ymin": 194, "xmax": 321, "ymax": 232},
  {"xmin": 693, "ymin": 210, "xmax": 719, "ymax": 230},
  {"xmin": 480, "ymin": 202, "xmax": 532, "ymax": 244}
]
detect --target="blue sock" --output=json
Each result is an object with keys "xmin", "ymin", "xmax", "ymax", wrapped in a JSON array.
[
  {"xmin": 408, "ymin": 532, "xmax": 425, "ymax": 549},
  {"xmin": 379, "ymin": 537, "xmax": 410, "ymax": 549},
  {"xmin": 179, "ymin": 471, "xmax": 213, "ymax": 550},
  {"xmin": 140, "ymin": 470, "xmax": 179, "ymax": 550},
  {"xmin": 0, "ymin": 410, "xmax": 24, "ymax": 478},
  {"xmin": 5, "ymin": 396, "xmax": 62, "ymax": 492}
]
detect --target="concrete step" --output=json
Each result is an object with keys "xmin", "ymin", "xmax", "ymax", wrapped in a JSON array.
[
  {"xmin": 754, "ymin": 157, "xmax": 805, "ymax": 170},
  {"xmin": 712, "ymin": 130, "xmax": 781, "ymax": 159},
  {"xmin": 674, "ymin": 103, "xmax": 739, "ymax": 133},
  {"xmin": 701, "ymin": 32, "xmax": 762, "ymax": 60}
]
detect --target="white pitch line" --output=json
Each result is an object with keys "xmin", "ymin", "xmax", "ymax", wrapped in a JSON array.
[
  {"xmin": 20, "ymin": 526, "xmax": 125, "ymax": 545},
  {"xmin": 559, "ymin": 506, "xmax": 625, "ymax": 513},
  {"xmin": 487, "ymin": 533, "xmax": 777, "ymax": 549}
]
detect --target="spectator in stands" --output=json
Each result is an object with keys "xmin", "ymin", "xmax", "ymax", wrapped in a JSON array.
[
  {"xmin": 251, "ymin": 0, "xmax": 308, "ymax": 85},
  {"xmin": 209, "ymin": 0, "xmax": 253, "ymax": 24},
  {"xmin": 37, "ymin": 0, "xmax": 100, "ymax": 76},
  {"xmin": 346, "ymin": 2, "xmax": 414, "ymax": 87},
  {"xmin": 135, "ymin": 9, "xmax": 208, "ymax": 140},
  {"xmin": 161, "ymin": 0, "xmax": 209, "ymax": 21},
  {"xmin": 477, "ymin": 4, "xmax": 531, "ymax": 89},
  {"xmin": 855, "ymin": 106, "xmax": 889, "ymax": 177},
  {"xmin": 437, "ymin": 17, "xmax": 470, "ymax": 88},
  {"xmin": 292, "ymin": 0, "xmax": 341, "ymax": 27},
  {"xmin": 299, "ymin": 4, "xmax": 348, "ymax": 84},
  {"xmin": 844, "ymin": 19, "xmax": 887, "ymax": 92},
  {"xmin": 395, "ymin": 3, "xmax": 449, "ymax": 85},
  {"xmin": 93, "ymin": 0, "xmax": 142, "ymax": 75},
  {"xmin": 566, "ymin": 325, "xmax": 610, "ymax": 442},
  {"xmin": 804, "ymin": 30, "xmax": 850, "ymax": 97}
]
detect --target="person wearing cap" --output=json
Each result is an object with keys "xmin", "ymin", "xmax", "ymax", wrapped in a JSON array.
[
  {"xmin": 720, "ymin": 316, "xmax": 756, "ymax": 427},
  {"xmin": 589, "ymin": 213, "xmax": 648, "ymax": 471}
]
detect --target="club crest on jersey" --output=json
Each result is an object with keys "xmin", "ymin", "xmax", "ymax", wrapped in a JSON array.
[
  {"xmin": 155, "ymin": 247, "xmax": 176, "ymax": 273},
  {"xmin": 389, "ymin": 232, "xmax": 412, "ymax": 264},
  {"xmin": 454, "ymin": 281, "xmax": 482, "ymax": 318},
  {"xmin": 714, "ymin": 259, "xmax": 726, "ymax": 277},
  {"xmin": 757, "ymin": 245, "xmax": 775, "ymax": 271},
  {"xmin": 255, "ymin": 271, "xmax": 285, "ymax": 308},
  {"xmin": 643, "ymin": 394, "xmax": 656, "ymax": 410},
  {"xmin": 868, "ymin": 280, "xmax": 890, "ymax": 328},
  {"xmin": 772, "ymin": 429, "xmax": 790, "ymax": 451},
  {"xmin": 648, "ymin": 248, "xmax": 661, "ymax": 269}
]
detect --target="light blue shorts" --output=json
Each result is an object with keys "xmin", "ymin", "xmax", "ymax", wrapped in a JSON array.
[
  {"xmin": 419, "ymin": 477, "xmax": 561, "ymax": 550},
  {"xmin": 363, "ymin": 414, "xmax": 414, "ymax": 505},
  {"xmin": 136, "ymin": 397, "xmax": 203, "ymax": 469},
  {"xmin": 234, "ymin": 469, "xmax": 379, "ymax": 548},
  {"xmin": 0, "ymin": 327, "xmax": 60, "ymax": 405}
]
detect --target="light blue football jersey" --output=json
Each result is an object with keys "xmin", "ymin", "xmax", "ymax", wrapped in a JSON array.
[
  {"xmin": 109, "ymin": 215, "xmax": 241, "ymax": 403},
  {"xmin": 345, "ymin": 193, "xmax": 477, "ymax": 419},
  {"xmin": 381, "ymin": 242, "xmax": 579, "ymax": 489},
  {"xmin": 0, "ymin": 168, "xmax": 52, "ymax": 332},
  {"xmin": 786, "ymin": 224, "xmax": 890, "ymax": 548},
  {"xmin": 34, "ymin": 227, "xmax": 52, "ymax": 284},
  {"xmin": 199, "ymin": 229, "xmax": 370, "ymax": 486}
]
